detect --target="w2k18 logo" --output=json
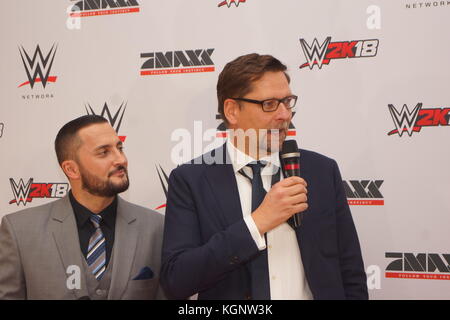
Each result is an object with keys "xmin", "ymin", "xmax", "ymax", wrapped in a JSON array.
[
  {"xmin": 343, "ymin": 180, "xmax": 384, "ymax": 205},
  {"xmin": 85, "ymin": 102, "xmax": 127, "ymax": 142},
  {"xmin": 299, "ymin": 37, "xmax": 379, "ymax": 70},
  {"xmin": 388, "ymin": 103, "xmax": 450, "ymax": 136},
  {"xmin": 69, "ymin": 0, "xmax": 140, "ymax": 17},
  {"xmin": 385, "ymin": 252, "xmax": 450, "ymax": 280},
  {"xmin": 18, "ymin": 44, "xmax": 57, "ymax": 89},
  {"xmin": 218, "ymin": 0, "xmax": 247, "ymax": 7},
  {"xmin": 9, "ymin": 178, "xmax": 69, "ymax": 206},
  {"xmin": 140, "ymin": 49, "xmax": 215, "ymax": 76}
]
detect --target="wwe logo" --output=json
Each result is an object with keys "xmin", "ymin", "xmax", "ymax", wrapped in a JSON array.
[
  {"xmin": 85, "ymin": 102, "xmax": 127, "ymax": 133},
  {"xmin": 218, "ymin": 0, "xmax": 246, "ymax": 7},
  {"xmin": 388, "ymin": 103, "xmax": 422, "ymax": 137},
  {"xmin": 9, "ymin": 178, "xmax": 33, "ymax": 206},
  {"xmin": 299, "ymin": 37, "xmax": 331, "ymax": 70},
  {"xmin": 156, "ymin": 165, "xmax": 169, "ymax": 198},
  {"xmin": 155, "ymin": 165, "xmax": 169, "ymax": 210},
  {"xmin": 18, "ymin": 44, "xmax": 58, "ymax": 88}
]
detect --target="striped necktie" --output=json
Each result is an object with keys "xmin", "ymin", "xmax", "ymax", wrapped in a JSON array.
[{"xmin": 87, "ymin": 214, "xmax": 106, "ymax": 280}]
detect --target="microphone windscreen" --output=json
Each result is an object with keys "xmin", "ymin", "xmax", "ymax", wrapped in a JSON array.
[{"xmin": 281, "ymin": 139, "xmax": 299, "ymax": 155}]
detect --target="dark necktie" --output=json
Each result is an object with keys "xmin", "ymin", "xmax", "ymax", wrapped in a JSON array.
[
  {"xmin": 241, "ymin": 161, "xmax": 271, "ymax": 300},
  {"xmin": 87, "ymin": 214, "xmax": 106, "ymax": 280}
]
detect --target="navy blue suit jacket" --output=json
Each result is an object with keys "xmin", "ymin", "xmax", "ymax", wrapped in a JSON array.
[{"xmin": 161, "ymin": 145, "xmax": 368, "ymax": 300}]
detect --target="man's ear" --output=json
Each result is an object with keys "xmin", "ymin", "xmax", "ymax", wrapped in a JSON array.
[
  {"xmin": 61, "ymin": 160, "xmax": 80, "ymax": 180},
  {"xmin": 223, "ymin": 99, "xmax": 240, "ymax": 127}
]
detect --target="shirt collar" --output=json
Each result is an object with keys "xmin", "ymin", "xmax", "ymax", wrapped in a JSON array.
[
  {"xmin": 226, "ymin": 139, "xmax": 280, "ymax": 175},
  {"xmin": 69, "ymin": 190, "xmax": 117, "ymax": 228}
]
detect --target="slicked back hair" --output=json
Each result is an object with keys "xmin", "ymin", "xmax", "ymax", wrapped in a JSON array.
[
  {"xmin": 217, "ymin": 53, "xmax": 290, "ymax": 127},
  {"xmin": 54, "ymin": 115, "xmax": 108, "ymax": 165}
]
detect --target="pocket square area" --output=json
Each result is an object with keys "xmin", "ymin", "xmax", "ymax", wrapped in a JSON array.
[{"xmin": 133, "ymin": 266, "xmax": 154, "ymax": 280}]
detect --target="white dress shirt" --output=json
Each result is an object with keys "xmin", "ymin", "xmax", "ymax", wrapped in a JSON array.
[{"xmin": 226, "ymin": 139, "xmax": 313, "ymax": 300}]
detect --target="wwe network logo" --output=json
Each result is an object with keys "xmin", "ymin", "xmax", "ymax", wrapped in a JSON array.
[
  {"xmin": 218, "ymin": 0, "xmax": 246, "ymax": 7},
  {"xmin": 406, "ymin": 2, "xmax": 450, "ymax": 9},
  {"xmin": 18, "ymin": 44, "xmax": 57, "ymax": 89},
  {"xmin": 140, "ymin": 49, "xmax": 215, "ymax": 76},
  {"xmin": 9, "ymin": 178, "xmax": 69, "ymax": 206},
  {"xmin": 85, "ymin": 102, "xmax": 127, "ymax": 142},
  {"xmin": 70, "ymin": 0, "xmax": 140, "ymax": 17},
  {"xmin": 388, "ymin": 103, "xmax": 450, "ymax": 136},
  {"xmin": 343, "ymin": 180, "xmax": 384, "ymax": 205},
  {"xmin": 386, "ymin": 252, "xmax": 450, "ymax": 280},
  {"xmin": 299, "ymin": 37, "xmax": 379, "ymax": 70}
]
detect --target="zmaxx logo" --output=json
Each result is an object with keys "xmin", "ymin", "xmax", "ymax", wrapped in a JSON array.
[
  {"xmin": 85, "ymin": 102, "xmax": 127, "ymax": 142},
  {"xmin": 9, "ymin": 178, "xmax": 69, "ymax": 206},
  {"xmin": 299, "ymin": 37, "xmax": 379, "ymax": 70},
  {"xmin": 385, "ymin": 252, "xmax": 450, "ymax": 280},
  {"xmin": 218, "ymin": 0, "xmax": 246, "ymax": 7},
  {"xmin": 343, "ymin": 180, "xmax": 384, "ymax": 205},
  {"xmin": 388, "ymin": 103, "xmax": 450, "ymax": 136},
  {"xmin": 140, "ymin": 49, "xmax": 215, "ymax": 76},
  {"xmin": 18, "ymin": 44, "xmax": 57, "ymax": 89},
  {"xmin": 215, "ymin": 113, "xmax": 297, "ymax": 138},
  {"xmin": 69, "ymin": 0, "xmax": 140, "ymax": 17}
]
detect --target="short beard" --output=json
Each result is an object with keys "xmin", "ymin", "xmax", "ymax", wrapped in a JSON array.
[
  {"xmin": 259, "ymin": 124, "xmax": 289, "ymax": 154},
  {"xmin": 79, "ymin": 165, "xmax": 129, "ymax": 197}
]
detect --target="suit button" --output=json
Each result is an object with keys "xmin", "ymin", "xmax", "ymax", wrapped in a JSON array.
[
  {"xmin": 96, "ymin": 289, "xmax": 105, "ymax": 296},
  {"xmin": 230, "ymin": 256, "xmax": 239, "ymax": 264}
]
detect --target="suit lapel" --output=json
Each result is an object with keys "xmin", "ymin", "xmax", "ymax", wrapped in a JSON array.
[
  {"xmin": 204, "ymin": 144, "xmax": 244, "ymax": 227},
  {"xmin": 108, "ymin": 197, "xmax": 138, "ymax": 300},
  {"xmin": 50, "ymin": 196, "xmax": 89, "ymax": 299},
  {"xmin": 294, "ymin": 150, "xmax": 316, "ymax": 274}
]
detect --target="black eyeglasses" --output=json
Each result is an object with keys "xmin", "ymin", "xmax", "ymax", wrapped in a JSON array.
[{"xmin": 231, "ymin": 95, "xmax": 298, "ymax": 112}]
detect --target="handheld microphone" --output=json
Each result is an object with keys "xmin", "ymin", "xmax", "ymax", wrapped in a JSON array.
[{"xmin": 280, "ymin": 139, "xmax": 302, "ymax": 228}]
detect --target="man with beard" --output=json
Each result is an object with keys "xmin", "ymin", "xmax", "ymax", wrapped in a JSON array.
[
  {"xmin": 161, "ymin": 54, "xmax": 368, "ymax": 300},
  {"xmin": 0, "ymin": 115, "xmax": 165, "ymax": 299}
]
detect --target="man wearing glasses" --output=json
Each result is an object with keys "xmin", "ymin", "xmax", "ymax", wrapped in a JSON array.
[{"xmin": 161, "ymin": 53, "xmax": 368, "ymax": 300}]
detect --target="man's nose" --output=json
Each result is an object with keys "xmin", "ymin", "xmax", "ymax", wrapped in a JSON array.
[
  {"xmin": 113, "ymin": 149, "xmax": 127, "ymax": 166},
  {"xmin": 275, "ymin": 102, "xmax": 292, "ymax": 121}
]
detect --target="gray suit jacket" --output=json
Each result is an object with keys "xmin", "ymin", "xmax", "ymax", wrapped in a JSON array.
[{"xmin": 0, "ymin": 195, "xmax": 165, "ymax": 300}]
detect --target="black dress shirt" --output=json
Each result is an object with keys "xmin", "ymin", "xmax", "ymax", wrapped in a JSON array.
[{"xmin": 69, "ymin": 191, "xmax": 117, "ymax": 267}]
